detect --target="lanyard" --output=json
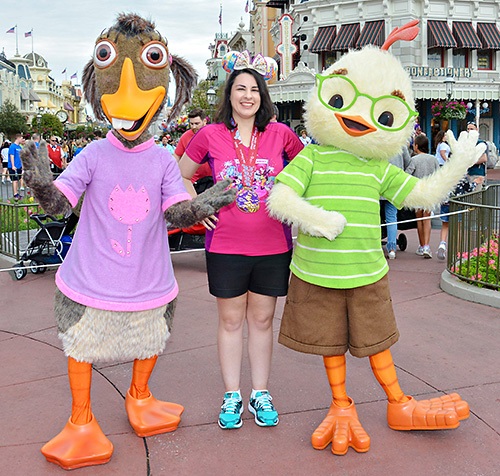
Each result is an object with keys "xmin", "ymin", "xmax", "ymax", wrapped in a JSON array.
[{"xmin": 230, "ymin": 126, "xmax": 261, "ymax": 188}]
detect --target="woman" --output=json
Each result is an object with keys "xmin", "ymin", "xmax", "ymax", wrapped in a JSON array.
[
  {"xmin": 179, "ymin": 65, "xmax": 303, "ymax": 429},
  {"xmin": 434, "ymin": 130, "xmax": 450, "ymax": 166},
  {"xmin": 1, "ymin": 140, "xmax": 11, "ymax": 184},
  {"xmin": 405, "ymin": 134, "xmax": 439, "ymax": 258}
]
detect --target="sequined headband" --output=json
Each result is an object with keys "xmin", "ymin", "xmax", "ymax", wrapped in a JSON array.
[{"xmin": 222, "ymin": 50, "xmax": 277, "ymax": 81}]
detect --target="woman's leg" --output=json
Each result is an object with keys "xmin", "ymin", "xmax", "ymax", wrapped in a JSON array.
[
  {"xmin": 217, "ymin": 294, "xmax": 248, "ymax": 391},
  {"xmin": 422, "ymin": 210, "xmax": 432, "ymax": 246},
  {"xmin": 246, "ymin": 291, "xmax": 277, "ymax": 390},
  {"xmin": 415, "ymin": 209, "xmax": 424, "ymax": 246},
  {"xmin": 384, "ymin": 201, "xmax": 398, "ymax": 253}
]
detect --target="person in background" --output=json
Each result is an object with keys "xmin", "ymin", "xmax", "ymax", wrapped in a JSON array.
[
  {"xmin": 382, "ymin": 146, "xmax": 412, "ymax": 259},
  {"xmin": 434, "ymin": 130, "xmax": 450, "ymax": 166},
  {"xmin": 174, "ymin": 108, "xmax": 211, "ymax": 187},
  {"xmin": 32, "ymin": 133, "xmax": 41, "ymax": 149},
  {"xmin": 270, "ymin": 103, "xmax": 279, "ymax": 122},
  {"xmin": 8, "ymin": 134, "xmax": 25, "ymax": 199},
  {"xmin": 160, "ymin": 134, "xmax": 175, "ymax": 155},
  {"xmin": 405, "ymin": 134, "xmax": 439, "ymax": 258},
  {"xmin": 178, "ymin": 64, "xmax": 303, "ymax": 431},
  {"xmin": 299, "ymin": 129, "xmax": 312, "ymax": 147},
  {"xmin": 47, "ymin": 136, "xmax": 65, "ymax": 176},
  {"xmin": 466, "ymin": 122, "xmax": 487, "ymax": 191},
  {"xmin": 1, "ymin": 140, "xmax": 11, "ymax": 184}
]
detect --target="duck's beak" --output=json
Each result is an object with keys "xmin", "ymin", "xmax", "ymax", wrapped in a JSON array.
[
  {"xmin": 101, "ymin": 58, "xmax": 165, "ymax": 141},
  {"xmin": 335, "ymin": 113, "xmax": 377, "ymax": 137}
]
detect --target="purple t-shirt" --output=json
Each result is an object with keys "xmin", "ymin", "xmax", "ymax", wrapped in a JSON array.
[
  {"xmin": 54, "ymin": 132, "xmax": 191, "ymax": 311},
  {"xmin": 185, "ymin": 122, "xmax": 303, "ymax": 256}
]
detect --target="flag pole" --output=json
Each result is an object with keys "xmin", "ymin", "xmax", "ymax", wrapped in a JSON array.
[
  {"xmin": 15, "ymin": 25, "xmax": 18, "ymax": 55},
  {"xmin": 31, "ymin": 30, "xmax": 34, "ymax": 66},
  {"xmin": 220, "ymin": 4, "xmax": 222, "ymax": 35}
]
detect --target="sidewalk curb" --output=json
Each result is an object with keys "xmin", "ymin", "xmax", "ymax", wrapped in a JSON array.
[{"xmin": 440, "ymin": 269, "xmax": 500, "ymax": 309}]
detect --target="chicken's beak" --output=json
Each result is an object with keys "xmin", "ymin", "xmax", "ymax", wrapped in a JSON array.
[
  {"xmin": 335, "ymin": 113, "xmax": 377, "ymax": 137},
  {"xmin": 101, "ymin": 57, "xmax": 165, "ymax": 141}
]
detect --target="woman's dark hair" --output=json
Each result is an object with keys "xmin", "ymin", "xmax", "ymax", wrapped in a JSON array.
[
  {"xmin": 214, "ymin": 68, "xmax": 273, "ymax": 132},
  {"xmin": 414, "ymin": 133, "xmax": 429, "ymax": 153},
  {"xmin": 434, "ymin": 130, "xmax": 446, "ymax": 148}
]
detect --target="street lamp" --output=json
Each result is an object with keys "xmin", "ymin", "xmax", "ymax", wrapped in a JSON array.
[
  {"xmin": 443, "ymin": 76, "xmax": 455, "ymax": 100},
  {"xmin": 206, "ymin": 87, "xmax": 217, "ymax": 121}
]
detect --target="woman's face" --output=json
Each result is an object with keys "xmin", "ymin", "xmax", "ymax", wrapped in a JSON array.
[{"xmin": 230, "ymin": 73, "xmax": 261, "ymax": 122}]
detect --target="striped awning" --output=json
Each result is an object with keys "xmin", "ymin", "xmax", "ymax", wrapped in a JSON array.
[
  {"xmin": 29, "ymin": 90, "xmax": 41, "ymax": 101},
  {"xmin": 20, "ymin": 89, "xmax": 29, "ymax": 100},
  {"xmin": 64, "ymin": 102, "xmax": 75, "ymax": 112},
  {"xmin": 357, "ymin": 20, "xmax": 385, "ymax": 47},
  {"xmin": 452, "ymin": 22, "xmax": 481, "ymax": 48},
  {"xmin": 331, "ymin": 23, "xmax": 360, "ymax": 51},
  {"xmin": 310, "ymin": 26, "xmax": 336, "ymax": 53},
  {"xmin": 428, "ymin": 20, "xmax": 457, "ymax": 48},
  {"xmin": 477, "ymin": 23, "xmax": 500, "ymax": 49}
]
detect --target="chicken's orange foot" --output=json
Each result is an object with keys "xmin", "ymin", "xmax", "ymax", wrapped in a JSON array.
[
  {"xmin": 125, "ymin": 390, "xmax": 184, "ymax": 437},
  {"xmin": 387, "ymin": 394, "xmax": 469, "ymax": 431},
  {"xmin": 41, "ymin": 414, "xmax": 113, "ymax": 470},
  {"xmin": 311, "ymin": 398, "xmax": 370, "ymax": 455}
]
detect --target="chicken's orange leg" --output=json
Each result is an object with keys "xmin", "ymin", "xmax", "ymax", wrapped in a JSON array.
[
  {"xmin": 41, "ymin": 358, "xmax": 113, "ymax": 470},
  {"xmin": 311, "ymin": 356, "xmax": 370, "ymax": 455},
  {"xmin": 125, "ymin": 355, "xmax": 184, "ymax": 437},
  {"xmin": 370, "ymin": 349, "xmax": 469, "ymax": 430}
]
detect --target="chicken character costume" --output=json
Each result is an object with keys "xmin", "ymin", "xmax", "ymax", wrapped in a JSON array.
[
  {"xmin": 20, "ymin": 14, "xmax": 235, "ymax": 470},
  {"xmin": 267, "ymin": 21, "xmax": 485, "ymax": 456}
]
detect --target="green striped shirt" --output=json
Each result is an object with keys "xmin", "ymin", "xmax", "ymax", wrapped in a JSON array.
[{"xmin": 276, "ymin": 145, "xmax": 418, "ymax": 288}]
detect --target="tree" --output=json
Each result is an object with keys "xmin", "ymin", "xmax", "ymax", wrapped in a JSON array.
[
  {"xmin": 189, "ymin": 80, "xmax": 222, "ymax": 121},
  {"xmin": 0, "ymin": 100, "xmax": 29, "ymax": 139},
  {"xmin": 34, "ymin": 113, "xmax": 64, "ymax": 139}
]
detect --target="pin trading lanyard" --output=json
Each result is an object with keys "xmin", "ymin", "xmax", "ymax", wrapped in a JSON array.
[{"xmin": 230, "ymin": 126, "xmax": 261, "ymax": 189}]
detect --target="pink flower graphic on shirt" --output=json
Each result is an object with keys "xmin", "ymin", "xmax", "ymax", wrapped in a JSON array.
[{"xmin": 108, "ymin": 184, "xmax": 150, "ymax": 258}]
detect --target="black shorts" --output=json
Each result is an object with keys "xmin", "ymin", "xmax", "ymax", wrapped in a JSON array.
[
  {"xmin": 8, "ymin": 168, "xmax": 22, "ymax": 181},
  {"xmin": 205, "ymin": 250, "xmax": 293, "ymax": 298}
]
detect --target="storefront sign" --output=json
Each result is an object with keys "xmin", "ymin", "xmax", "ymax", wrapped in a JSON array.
[
  {"xmin": 276, "ymin": 14, "xmax": 297, "ymax": 80},
  {"xmin": 405, "ymin": 66, "xmax": 474, "ymax": 78}
]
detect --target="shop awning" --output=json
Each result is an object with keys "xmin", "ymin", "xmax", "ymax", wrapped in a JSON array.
[
  {"xmin": 20, "ymin": 89, "xmax": 29, "ymax": 100},
  {"xmin": 331, "ymin": 23, "xmax": 360, "ymax": 51},
  {"xmin": 63, "ymin": 101, "xmax": 75, "ymax": 112},
  {"xmin": 309, "ymin": 26, "xmax": 336, "ymax": 53},
  {"xmin": 428, "ymin": 20, "xmax": 457, "ymax": 48},
  {"xmin": 38, "ymin": 98, "xmax": 46, "ymax": 108},
  {"xmin": 29, "ymin": 90, "xmax": 41, "ymax": 101},
  {"xmin": 452, "ymin": 22, "xmax": 481, "ymax": 49},
  {"xmin": 477, "ymin": 23, "xmax": 500, "ymax": 49},
  {"xmin": 357, "ymin": 20, "xmax": 385, "ymax": 48},
  {"xmin": 47, "ymin": 99, "xmax": 56, "ymax": 109}
]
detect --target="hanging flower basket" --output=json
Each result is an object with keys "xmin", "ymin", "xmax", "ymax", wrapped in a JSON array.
[{"xmin": 431, "ymin": 100, "xmax": 470, "ymax": 120}]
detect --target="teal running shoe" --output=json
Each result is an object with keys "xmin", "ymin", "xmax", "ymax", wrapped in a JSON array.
[
  {"xmin": 248, "ymin": 391, "xmax": 279, "ymax": 427},
  {"xmin": 218, "ymin": 392, "xmax": 243, "ymax": 429}
]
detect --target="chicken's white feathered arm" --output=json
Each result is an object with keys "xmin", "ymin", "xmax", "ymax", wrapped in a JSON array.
[
  {"xmin": 267, "ymin": 182, "xmax": 347, "ymax": 241},
  {"xmin": 402, "ymin": 130, "xmax": 486, "ymax": 210}
]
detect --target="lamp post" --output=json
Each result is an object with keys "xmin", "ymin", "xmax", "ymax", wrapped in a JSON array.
[
  {"xmin": 444, "ymin": 76, "xmax": 455, "ymax": 100},
  {"xmin": 206, "ymin": 87, "xmax": 217, "ymax": 122}
]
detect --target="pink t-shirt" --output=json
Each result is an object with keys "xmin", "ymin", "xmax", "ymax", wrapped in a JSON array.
[
  {"xmin": 54, "ymin": 132, "xmax": 191, "ymax": 311},
  {"xmin": 185, "ymin": 122, "xmax": 303, "ymax": 256}
]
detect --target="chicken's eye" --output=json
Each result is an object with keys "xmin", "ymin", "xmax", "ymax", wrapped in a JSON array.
[
  {"xmin": 328, "ymin": 94, "xmax": 344, "ymax": 109},
  {"xmin": 377, "ymin": 111, "xmax": 394, "ymax": 127},
  {"xmin": 93, "ymin": 40, "xmax": 117, "ymax": 69},
  {"xmin": 141, "ymin": 42, "xmax": 169, "ymax": 69}
]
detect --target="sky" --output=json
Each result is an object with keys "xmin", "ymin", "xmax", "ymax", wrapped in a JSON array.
[{"xmin": 1, "ymin": 0, "xmax": 252, "ymax": 101}]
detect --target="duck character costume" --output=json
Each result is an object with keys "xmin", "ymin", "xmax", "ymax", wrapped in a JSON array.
[
  {"xmin": 267, "ymin": 20, "xmax": 485, "ymax": 456},
  {"xmin": 20, "ymin": 13, "xmax": 235, "ymax": 470}
]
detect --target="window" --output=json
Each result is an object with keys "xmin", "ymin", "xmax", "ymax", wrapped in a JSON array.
[
  {"xmin": 428, "ymin": 48, "xmax": 444, "ymax": 67},
  {"xmin": 477, "ymin": 49, "xmax": 493, "ymax": 70},
  {"xmin": 453, "ymin": 48, "xmax": 468, "ymax": 68}
]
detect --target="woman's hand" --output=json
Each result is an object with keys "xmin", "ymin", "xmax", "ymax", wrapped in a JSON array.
[{"xmin": 201, "ymin": 215, "xmax": 219, "ymax": 230}]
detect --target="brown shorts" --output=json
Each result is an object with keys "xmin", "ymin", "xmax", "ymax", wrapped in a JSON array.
[{"xmin": 278, "ymin": 274, "xmax": 399, "ymax": 358}]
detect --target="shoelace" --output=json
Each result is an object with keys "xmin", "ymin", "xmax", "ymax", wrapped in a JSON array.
[
  {"xmin": 254, "ymin": 393, "xmax": 274, "ymax": 412},
  {"xmin": 222, "ymin": 396, "xmax": 241, "ymax": 414}
]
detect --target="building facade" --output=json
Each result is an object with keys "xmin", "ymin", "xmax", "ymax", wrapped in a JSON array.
[{"xmin": 266, "ymin": 0, "xmax": 500, "ymax": 147}]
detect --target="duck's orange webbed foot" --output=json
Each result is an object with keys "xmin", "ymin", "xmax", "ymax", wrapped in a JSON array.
[
  {"xmin": 41, "ymin": 414, "xmax": 113, "ymax": 470},
  {"xmin": 387, "ymin": 393, "xmax": 469, "ymax": 431},
  {"xmin": 311, "ymin": 398, "xmax": 371, "ymax": 455},
  {"xmin": 125, "ymin": 390, "xmax": 184, "ymax": 437}
]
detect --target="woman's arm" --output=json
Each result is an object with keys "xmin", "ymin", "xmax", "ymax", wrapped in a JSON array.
[{"xmin": 178, "ymin": 153, "xmax": 199, "ymax": 199}]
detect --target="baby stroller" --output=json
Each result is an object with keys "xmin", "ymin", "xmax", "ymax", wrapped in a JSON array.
[
  {"xmin": 168, "ymin": 175, "xmax": 213, "ymax": 252},
  {"xmin": 380, "ymin": 202, "xmax": 417, "ymax": 252},
  {"xmin": 11, "ymin": 213, "xmax": 75, "ymax": 280}
]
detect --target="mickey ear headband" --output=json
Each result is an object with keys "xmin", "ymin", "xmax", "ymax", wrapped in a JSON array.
[{"xmin": 222, "ymin": 50, "xmax": 278, "ymax": 81}]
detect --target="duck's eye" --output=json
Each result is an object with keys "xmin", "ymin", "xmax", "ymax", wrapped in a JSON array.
[
  {"xmin": 377, "ymin": 111, "xmax": 394, "ymax": 127},
  {"xmin": 141, "ymin": 42, "xmax": 169, "ymax": 69},
  {"xmin": 328, "ymin": 94, "xmax": 344, "ymax": 109},
  {"xmin": 93, "ymin": 40, "xmax": 117, "ymax": 69}
]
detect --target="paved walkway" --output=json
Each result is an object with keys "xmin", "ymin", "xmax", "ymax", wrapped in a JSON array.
[{"xmin": 1, "ymin": 228, "xmax": 499, "ymax": 476}]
